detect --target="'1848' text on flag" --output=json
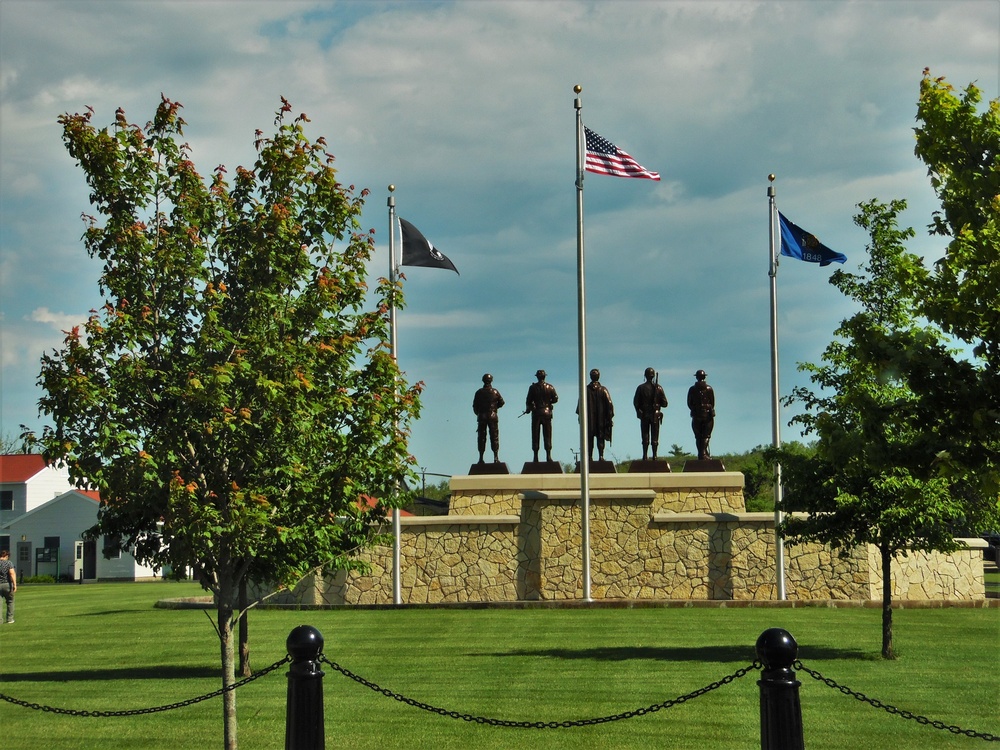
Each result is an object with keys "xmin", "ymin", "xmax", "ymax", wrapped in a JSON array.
[{"xmin": 778, "ymin": 212, "xmax": 847, "ymax": 266}]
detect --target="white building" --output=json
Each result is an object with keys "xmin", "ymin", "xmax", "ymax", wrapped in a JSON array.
[
  {"xmin": 0, "ymin": 454, "xmax": 73, "ymax": 520},
  {"xmin": 1, "ymin": 455, "xmax": 159, "ymax": 581}
]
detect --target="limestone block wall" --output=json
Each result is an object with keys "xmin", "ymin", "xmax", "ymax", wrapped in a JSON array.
[
  {"xmin": 866, "ymin": 544, "xmax": 986, "ymax": 601},
  {"xmin": 448, "ymin": 472, "xmax": 746, "ymax": 516},
  {"xmin": 266, "ymin": 473, "xmax": 986, "ymax": 606},
  {"xmin": 309, "ymin": 517, "xmax": 523, "ymax": 605}
]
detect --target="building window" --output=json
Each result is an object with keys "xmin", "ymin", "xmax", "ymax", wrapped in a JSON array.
[
  {"xmin": 0, "ymin": 490, "xmax": 12, "ymax": 511},
  {"xmin": 0, "ymin": 535, "xmax": 9, "ymax": 553},
  {"xmin": 103, "ymin": 534, "xmax": 122, "ymax": 559},
  {"xmin": 43, "ymin": 536, "xmax": 60, "ymax": 549}
]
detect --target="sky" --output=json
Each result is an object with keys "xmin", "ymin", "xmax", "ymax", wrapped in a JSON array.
[{"xmin": 1, "ymin": 0, "xmax": 998, "ymax": 481}]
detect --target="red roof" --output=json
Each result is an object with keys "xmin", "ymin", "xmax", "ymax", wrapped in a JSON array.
[{"xmin": 0, "ymin": 454, "xmax": 48, "ymax": 483}]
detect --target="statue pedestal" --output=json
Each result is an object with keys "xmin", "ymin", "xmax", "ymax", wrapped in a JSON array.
[
  {"xmin": 629, "ymin": 459, "xmax": 672, "ymax": 473},
  {"xmin": 521, "ymin": 461, "xmax": 563, "ymax": 475},
  {"xmin": 683, "ymin": 459, "xmax": 726, "ymax": 472},
  {"xmin": 468, "ymin": 462, "xmax": 510, "ymax": 475},
  {"xmin": 573, "ymin": 460, "xmax": 616, "ymax": 474}
]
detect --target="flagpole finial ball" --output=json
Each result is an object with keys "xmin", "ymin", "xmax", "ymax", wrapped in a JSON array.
[
  {"xmin": 573, "ymin": 84, "xmax": 582, "ymax": 94},
  {"xmin": 768, "ymin": 173, "xmax": 775, "ymax": 182},
  {"xmin": 388, "ymin": 184, "xmax": 395, "ymax": 192}
]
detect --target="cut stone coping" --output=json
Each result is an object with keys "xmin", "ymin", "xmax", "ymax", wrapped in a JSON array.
[
  {"xmin": 451, "ymin": 471, "xmax": 745, "ymax": 492},
  {"xmin": 400, "ymin": 515, "xmax": 519, "ymax": 526},
  {"xmin": 653, "ymin": 511, "xmax": 778, "ymax": 524},
  {"xmin": 519, "ymin": 489, "xmax": 656, "ymax": 502}
]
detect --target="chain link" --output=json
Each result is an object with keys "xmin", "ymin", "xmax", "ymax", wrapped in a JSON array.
[
  {"xmin": 795, "ymin": 660, "xmax": 999, "ymax": 742},
  {"xmin": 5, "ymin": 649, "xmax": 996, "ymax": 744},
  {"xmin": 320, "ymin": 654, "xmax": 760, "ymax": 729},
  {"xmin": 0, "ymin": 656, "xmax": 291, "ymax": 718}
]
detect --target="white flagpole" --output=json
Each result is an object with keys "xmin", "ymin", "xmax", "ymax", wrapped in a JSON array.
[
  {"xmin": 767, "ymin": 174, "xmax": 787, "ymax": 601},
  {"xmin": 574, "ymin": 85, "xmax": 592, "ymax": 602},
  {"xmin": 388, "ymin": 185, "xmax": 402, "ymax": 606}
]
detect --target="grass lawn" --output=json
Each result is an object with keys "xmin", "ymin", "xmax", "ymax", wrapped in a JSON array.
[
  {"xmin": 0, "ymin": 582, "xmax": 997, "ymax": 750},
  {"xmin": 986, "ymin": 568, "xmax": 999, "ymax": 597}
]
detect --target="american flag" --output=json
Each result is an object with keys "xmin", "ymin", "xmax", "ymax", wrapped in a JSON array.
[{"xmin": 584, "ymin": 127, "xmax": 660, "ymax": 181}]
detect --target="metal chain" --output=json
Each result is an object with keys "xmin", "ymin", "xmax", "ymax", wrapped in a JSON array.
[
  {"xmin": 321, "ymin": 654, "xmax": 760, "ymax": 729},
  {"xmin": 795, "ymin": 661, "xmax": 999, "ymax": 742},
  {"xmin": 0, "ymin": 656, "xmax": 291, "ymax": 718}
]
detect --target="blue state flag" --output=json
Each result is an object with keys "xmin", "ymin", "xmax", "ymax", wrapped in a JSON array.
[{"xmin": 778, "ymin": 212, "xmax": 847, "ymax": 266}]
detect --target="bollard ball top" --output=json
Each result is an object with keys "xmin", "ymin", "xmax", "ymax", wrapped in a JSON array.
[
  {"xmin": 574, "ymin": 84, "xmax": 582, "ymax": 94},
  {"xmin": 768, "ymin": 173, "xmax": 776, "ymax": 182},
  {"xmin": 755, "ymin": 627, "xmax": 797, "ymax": 668},
  {"xmin": 388, "ymin": 184, "xmax": 395, "ymax": 192},
  {"xmin": 287, "ymin": 624, "xmax": 324, "ymax": 661}
]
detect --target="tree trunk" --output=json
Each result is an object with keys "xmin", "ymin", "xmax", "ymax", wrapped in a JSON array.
[
  {"xmin": 219, "ymin": 601, "xmax": 238, "ymax": 750},
  {"xmin": 238, "ymin": 578, "xmax": 250, "ymax": 677},
  {"xmin": 880, "ymin": 544, "xmax": 895, "ymax": 660}
]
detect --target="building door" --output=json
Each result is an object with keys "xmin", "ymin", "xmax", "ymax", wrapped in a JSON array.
[
  {"xmin": 16, "ymin": 541, "xmax": 31, "ymax": 577},
  {"xmin": 83, "ymin": 539, "xmax": 97, "ymax": 580},
  {"xmin": 74, "ymin": 541, "xmax": 85, "ymax": 581}
]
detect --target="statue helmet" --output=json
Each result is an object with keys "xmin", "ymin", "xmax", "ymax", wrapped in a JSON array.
[
  {"xmin": 482, "ymin": 373, "xmax": 493, "ymax": 384},
  {"xmin": 644, "ymin": 367, "xmax": 655, "ymax": 379},
  {"xmin": 695, "ymin": 369, "xmax": 707, "ymax": 379},
  {"xmin": 535, "ymin": 369, "xmax": 546, "ymax": 379},
  {"xmin": 589, "ymin": 368, "xmax": 600, "ymax": 381}
]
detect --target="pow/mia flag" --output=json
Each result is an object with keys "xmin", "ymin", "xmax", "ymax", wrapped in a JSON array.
[
  {"xmin": 399, "ymin": 218, "xmax": 459, "ymax": 274},
  {"xmin": 778, "ymin": 212, "xmax": 847, "ymax": 267}
]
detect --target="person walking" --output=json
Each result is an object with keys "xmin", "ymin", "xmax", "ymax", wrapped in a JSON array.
[{"xmin": 0, "ymin": 549, "xmax": 16, "ymax": 624}]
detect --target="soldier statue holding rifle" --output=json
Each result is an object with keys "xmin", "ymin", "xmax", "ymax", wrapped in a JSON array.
[
  {"xmin": 525, "ymin": 369, "xmax": 559, "ymax": 463},
  {"xmin": 473, "ymin": 373, "xmax": 505, "ymax": 464},
  {"xmin": 633, "ymin": 367, "xmax": 668, "ymax": 460}
]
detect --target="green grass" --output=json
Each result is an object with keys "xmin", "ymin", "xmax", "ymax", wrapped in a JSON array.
[
  {"xmin": 986, "ymin": 568, "xmax": 999, "ymax": 597},
  {"xmin": 0, "ymin": 583, "xmax": 997, "ymax": 750}
]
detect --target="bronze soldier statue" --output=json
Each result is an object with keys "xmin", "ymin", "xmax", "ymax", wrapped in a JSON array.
[
  {"xmin": 579, "ymin": 368, "xmax": 614, "ymax": 462},
  {"xmin": 525, "ymin": 369, "xmax": 558, "ymax": 463},
  {"xmin": 633, "ymin": 367, "xmax": 668, "ymax": 460},
  {"xmin": 687, "ymin": 369, "xmax": 715, "ymax": 460},
  {"xmin": 473, "ymin": 373, "xmax": 505, "ymax": 464}
]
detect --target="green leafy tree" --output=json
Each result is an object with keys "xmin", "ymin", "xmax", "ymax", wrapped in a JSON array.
[
  {"xmin": 770, "ymin": 199, "xmax": 975, "ymax": 659},
  {"xmin": 31, "ymin": 96, "xmax": 420, "ymax": 749},
  {"xmin": 906, "ymin": 71, "xmax": 1000, "ymax": 501}
]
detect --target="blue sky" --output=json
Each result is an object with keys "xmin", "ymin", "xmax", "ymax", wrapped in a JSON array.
[{"xmin": 1, "ymin": 0, "xmax": 998, "ymax": 478}]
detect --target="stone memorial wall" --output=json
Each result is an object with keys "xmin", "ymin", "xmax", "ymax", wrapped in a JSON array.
[{"xmin": 276, "ymin": 472, "xmax": 986, "ymax": 606}]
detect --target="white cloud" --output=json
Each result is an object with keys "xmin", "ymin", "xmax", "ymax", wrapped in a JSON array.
[
  {"xmin": 1, "ymin": 0, "xmax": 996, "ymax": 471},
  {"xmin": 29, "ymin": 307, "xmax": 85, "ymax": 332}
]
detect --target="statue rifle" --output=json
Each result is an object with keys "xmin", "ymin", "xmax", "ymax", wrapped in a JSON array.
[{"xmin": 655, "ymin": 371, "xmax": 664, "ymax": 424}]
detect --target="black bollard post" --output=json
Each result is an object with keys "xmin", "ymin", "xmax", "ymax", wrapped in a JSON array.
[
  {"xmin": 286, "ymin": 625, "xmax": 325, "ymax": 750},
  {"xmin": 756, "ymin": 628, "xmax": 804, "ymax": 750}
]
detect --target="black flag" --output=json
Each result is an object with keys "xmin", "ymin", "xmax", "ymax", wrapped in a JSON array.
[{"xmin": 399, "ymin": 218, "xmax": 459, "ymax": 274}]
